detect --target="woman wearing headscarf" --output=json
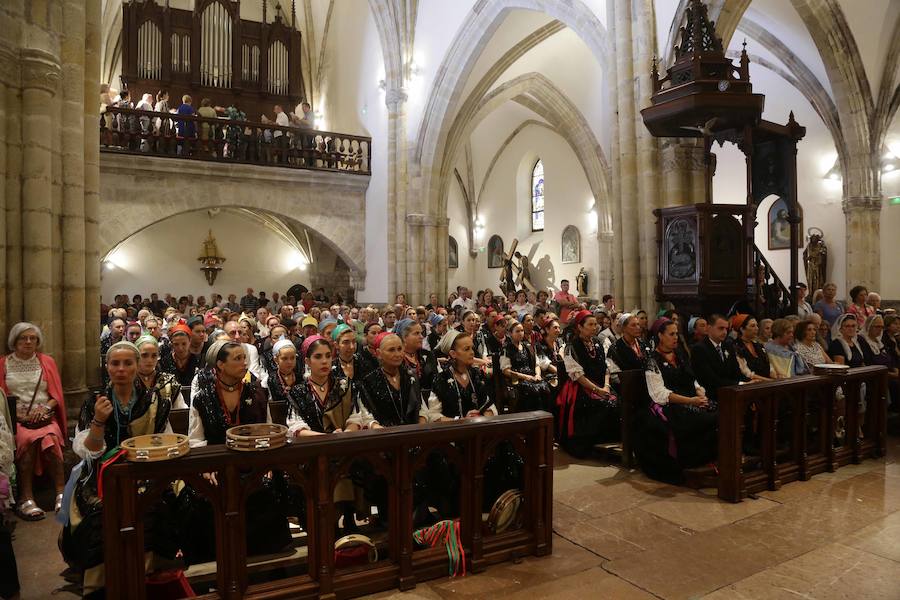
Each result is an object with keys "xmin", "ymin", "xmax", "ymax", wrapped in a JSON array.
[
  {"xmin": 424, "ymin": 313, "xmax": 447, "ymax": 355},
  {"xmin": 828, "ymin": 314, "xmax": 865, "ymax": 367},
  {"xmin": 731, "ymin": 314, "xmax": 773, "ymax": 381},
  {"xmin": 349, "ymin": 333, "xmax": 424, "ymax": 429},
  {"xmin": 501, "ymin": 320, "xmax": 551, "ymax": 412},
  {"xmin": 0, "ymin": 323, "xmax": 67, "ymax": 520},
  {"xmin": 606, "ymin": 313, "xmax": 652, "ymax": 385},
  {"xmin": 332, "ymin": 324, "xmax": 362, "ymax": 382},
  {"xmin": 395, "ymin": 318, "xmax": 439, "ymax": 403},
  {"xmin": 62, "ymin": 341, "xmax": 175, "ymax": 598},
  {"xmin": 355, "ymin": 321, "xmax": 384, "ymax": 381},
  {"xmin": 555, "ymin": 310, "xmax": 619, "ymax": 457},
  {"xmin": 460, "ymin": 310, "xmax": 491, "ymax": 370},
  {"xmin": 158, "ymin": 322, "xmax": 200, "ymax": 407},
  {"xmin": 423, "ymin": 330, "xmax": 497, "ymax": 421},
  {"xmin": 859, "ymin": 315, "xmax": 899, "ymax": 402},
  {"xmin": 640, "ymin": 318, "xmax": 716, "ymax": 483},
  {"xmin": 181, "ymin": 340, "xmax": 289, "ymax": 566},
  {"xmin": 134, "ymin": 335, "xmax": 181, "ymax": 421}
]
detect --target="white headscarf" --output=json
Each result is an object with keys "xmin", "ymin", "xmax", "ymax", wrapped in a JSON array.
[
  {"xmin": 860, "ymin": 315, "xmax": 884, "ymax": 355},
  {"xmin": 830, "ymin": 314, "xmax": 858, "ymax": 360},
  {"xmin": 437, "ymin": 329, "xmax": 461, "ymax": 356},
  {"xmin": 273, "ymin": 337, "xmax": 296, "ymax": 357}
]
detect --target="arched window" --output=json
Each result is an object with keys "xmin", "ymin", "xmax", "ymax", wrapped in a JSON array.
[{"xmin": 531, "ymin": 159, "xmax": 544, "ymax": 231}]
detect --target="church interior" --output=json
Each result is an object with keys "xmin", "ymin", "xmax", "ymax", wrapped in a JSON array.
[{"xmin": 1, "ymin": 0, "xmax": 900, "ymax": 598}]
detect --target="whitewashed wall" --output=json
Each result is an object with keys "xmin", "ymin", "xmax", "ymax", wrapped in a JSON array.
[{"xmin": 101, "ymin": 209, "xmax": 310, "ymax": 303}]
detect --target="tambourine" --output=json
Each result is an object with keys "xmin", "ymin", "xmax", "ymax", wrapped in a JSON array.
[
  {"xmin": 225, "ymin": 423, "xmax": 288, "ymax": 451},
  {"xmin": 487, "ymin": 489, "xmax": 524, "ymax": 534},
  {"xmin": 334, "ymin": 534, "xmax": 378, "ymax": 564},
  {"xmin": 121, "ymin": 433, "xmax": 190, "ymax": 462},
  {"xmin": 813, "ymin": 363, "xmax": 850, "ymax": 376}
]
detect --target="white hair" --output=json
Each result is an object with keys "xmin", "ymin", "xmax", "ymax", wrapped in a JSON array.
[{"xmin": 7, "ymin": 322, "xmax": 43, "ymax": 351}]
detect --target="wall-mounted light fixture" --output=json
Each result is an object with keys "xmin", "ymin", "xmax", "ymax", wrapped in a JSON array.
[{"xmin": 198, "ymin": 229, "xmax": 226, "ymax": 286}]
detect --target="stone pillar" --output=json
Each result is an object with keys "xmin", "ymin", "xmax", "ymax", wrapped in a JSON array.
[
  {"xmin": 20, "ymin": 48, "xmax": 61, "ymax": 352},
  {"xmin": 0, "ymin": 43, "xmax": 18, "ymax": 339},
  {"xmin": 844, "ymin": 196, "xmax": 881, "ymax": 291},
  {"xmin": 60, "ymin": 0, "xmax": 88, "ymax": 394},
  {"xmin": 605, "ymin": 5, "xmax": 624, "ymax": 304},
  {"xmin": 384, "ymin": 87, "xmax": 408, "ymax": 302},
  {"xmin": 660, "ymin": 138, "xmax": 707, "ymax": 207},
  {"xmin": 611, "ymin": 0, "xmax": 641, "ymax": 311},
  {"xmin": 84, "ymin": 0, "xmax": 102, "ymax": 389},
  {"xmin": 406, "ymin": 213, "xmax": 447, "ymax": 304},
  {"xmin": 633, "ymin": 0, "xmax": 661, "ymax": 312}
]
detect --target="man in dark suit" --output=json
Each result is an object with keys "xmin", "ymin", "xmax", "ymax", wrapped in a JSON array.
[{"xmin": 690, "ymin": 314, "xmax": 748, "ymax": 402}]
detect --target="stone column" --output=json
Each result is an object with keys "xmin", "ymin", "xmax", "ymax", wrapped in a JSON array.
[
  {"xmin": 611, "ymin": 0, "xmax": 641, "ymax": 311},
  {"xmin": 384, "ymin": 87, "xmax": 408, "ymax": 302},
  {"xmin": 20, "ymin": 48, "xmax": 61, "ymax": 352},
  {"xmin": 605, "ymin": 5, "xmax": 624, "ymax": 304},
  {"xmin": 633, "ymin": 0, "xmax": 661, "ymax": 312},
  {"xmin": 406, "ymin": 213, "xmax": 447, "ymax": 304},
  {"xmin": 844, "ymin": 196, "xmax": 881, "ymax": 291},
  {"xmin": 661, "ymin": 138, "xmax": 706, "ymax": 207},
  {"xmin": 60, "ymin": 0, "xmax": 88, "ymax": 393},
  {"xmin": 84, "ymin": 0, "xmax": 102, "ymax": 389},
  {"xmin": 1, "ymin": 41, "xmax": 23, "ymax": 335}
]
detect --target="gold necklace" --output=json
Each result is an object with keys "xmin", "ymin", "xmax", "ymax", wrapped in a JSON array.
[{"xmin": 308, "ymin": 377, "xmax": 328, "ymax": 394}]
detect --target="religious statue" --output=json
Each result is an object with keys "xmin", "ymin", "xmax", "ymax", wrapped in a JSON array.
[
  {"xmin": 514, "ymin": 251, "xmax": 536, "ymax": 292},
  {"xmin": 499, "ymin": 239, "xmax": 520, "ymax": 295},
  {"xmin": 576, "ymin": 267, "xmax": 588, "ymax": 297},
  {"xmin": 803, "ymin": 227, "xmax": 827, "ymax": 294}
]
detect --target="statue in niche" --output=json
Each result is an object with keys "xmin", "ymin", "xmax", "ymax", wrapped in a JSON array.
[
  {"xmin": 561, "ymin": 225, "xmax": 581, "ymax": 264},
  {"xmin": 803, "ymin": 227, "xmax": 827, "ymax": 294},
  {"xmin": 487, "ymin": 235, "xmax": 504, "ymax": 269},
  {"xmin": 576, "ymin": 268, "xmax": 588, "ymax": 297}
]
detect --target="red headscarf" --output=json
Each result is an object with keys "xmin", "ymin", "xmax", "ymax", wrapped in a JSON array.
[
  {"xmin": 301, "ymin": 334, "xmax": 326, "ymax": 357},
  {"xmin": 373, "ymin": 331, "xmax": 395, "ymax": 350},
  {"xmin": 572, "ymin": 310, "xmax": 593, "ymax": 327},
  {"xmin": 168, "ymin": 323, "xmax": 192, "ymax": 339}
]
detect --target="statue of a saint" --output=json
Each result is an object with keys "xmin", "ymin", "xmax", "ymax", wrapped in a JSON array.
[
  {"xmin": 576, "ymin": 267, "xmax": 588, "ymax": 297},
  {"xmin": 803, "ymin": 228, "xmax": 827, "ymax": 293},
  {"xmin": 499, "ymin": 239, "xmax": 520, "ymax": 295},
  {"xmin": 514, "ymin": 251, "xmax": 535, "ymax": 292}
]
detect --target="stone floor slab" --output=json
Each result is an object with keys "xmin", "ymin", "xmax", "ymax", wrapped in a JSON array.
[{"xmin": 639, "ymin": 491, "xmax": 779, "ymax": 531}]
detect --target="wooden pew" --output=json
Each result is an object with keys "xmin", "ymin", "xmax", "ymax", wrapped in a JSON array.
[
  {"xmin": 716, "ymin": 365, "xmax": 887, "ymax": 502},
  {"xmin": 102, "ymin": 411, "xmax": 554, "ymax": 599}
]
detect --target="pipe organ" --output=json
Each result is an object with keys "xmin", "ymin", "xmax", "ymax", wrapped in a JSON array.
[{"xmin": 122, "ymin": 0, "xmax": 304, "ymax": 119}]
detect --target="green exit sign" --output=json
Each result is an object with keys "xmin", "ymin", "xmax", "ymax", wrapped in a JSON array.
[{"xmin": 891, "ymin": 197, "xmax": 900, "ymax": 206}]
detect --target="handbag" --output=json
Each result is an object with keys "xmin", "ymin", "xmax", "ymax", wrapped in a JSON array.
[{"xmin": 17, "ymin": 367, "xmax": 53, "ymax": 429}]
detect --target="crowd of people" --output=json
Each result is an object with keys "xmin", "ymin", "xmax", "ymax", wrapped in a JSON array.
[
  {"xmin": 0, "ymin": 280, "xmax": 897, "ymax": 598},
  {"xmin": 99, "ymin": 85, "xmax": 364, "ymax": 170}
]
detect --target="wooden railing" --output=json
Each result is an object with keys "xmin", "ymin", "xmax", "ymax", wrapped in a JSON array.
[
  {"xmin": 102, "ymin": 411, "xmax": 553, "ymax": 599},
  {"xmin": 717, "ymin": 365, "xmax": 888, "ymax": 502},
  {"xmin": 752, "ymin": 243, "xmax": 792, "ymax": 318},
  {"xmin": 100, "ymin": 106, "xmax": 371, "ymax": 175}
]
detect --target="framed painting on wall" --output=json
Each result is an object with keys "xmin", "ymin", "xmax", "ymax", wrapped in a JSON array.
[
  {"xmin": 449, "ymin": 236, "xmax": 459, "ymax": 268},
  {"xmin": 561, "ymin": 225, "xmax": 581, "ymax": 264},
  {"xmin": 487, "ymin": 235, "xmax": 504, "ymax": 268},
  {"xmin": 767, "ymin": 197, "xmax": 802, "ymax": 250}
]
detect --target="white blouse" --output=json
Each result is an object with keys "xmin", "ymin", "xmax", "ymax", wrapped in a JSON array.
[{"xmin": 5, "ymin": 354, "xmax": 50, "ymax": 415}]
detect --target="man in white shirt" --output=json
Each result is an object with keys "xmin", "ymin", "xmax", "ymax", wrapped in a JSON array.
[
  {"xmin": 272, "ymin": 104, "xmax": 290, "ymax": 164},
  {"xmin": 451, "ymin": 287, "xmax": 477, "ymax": 312}
]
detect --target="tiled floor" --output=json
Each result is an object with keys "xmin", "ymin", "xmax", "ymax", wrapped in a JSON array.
[{"xmin": 10, "ymin": 435, "xmax": 900, "ymax": 599}]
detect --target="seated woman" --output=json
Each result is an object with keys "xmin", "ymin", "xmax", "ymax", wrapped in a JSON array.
[
  {"xmin": 536, "ymin": 318, "xmax": 566, "ymax": 393},
  {"xmin": 0, "ymin": 323, "xmax": 67, "ymax": 521},
  {"xmin": 460, "ymin": 310, "xmax": 491, "ymax": 371},
  {"xmin": 63, "ymin": 341, "xmax": 174, "ymax": 598},
  {"xmin": 859, "ymin": 315, "xmax": 899, "ymax": 403},
  {"xmin": 332, "ymin": 324, "xmax": 362, "ymax": 381},
  {"xmin": 158, "ymin": 322, "xmax": 200, "ymax": 407},
  {"xmin": 351, "ymin": 333, "xmax": 424, "ymax": 429},
  {"xmin": 355, "ymin": 322, "xmax": 383, "ymax": 381},
  {"xmin": 395, "ymin": 319, "xmax": 439, "ymax": 403},
  {"xmin": 794, "ymin": 319, "xmax": 832, "ymax": 371},
  {"xmin": 182, "ymin": 340, "xmax": 289, "ymax": 565},
  {"xmin": 501, "ymin": 320, "xmax": 550, "ymax": 412},
  {"xmin": 731, "ymin": 315, "xmax": 773, "ymax": 381},
  {"xmin": 606, "ymin": 313, "xmax": 652, "ymax": 386},
  {"xmin": 555, "ymin": 310, "xmax": 618, "ymax": 457},
  {"xmin": 134, "ymin": 335, "xmax": 182, "ymax": 418},
  {"xmin": 828, "ymin": 314, "xmax": 865, "ymax": 367},
  {"xmin": 424, "ymin": 313, "xmax": 447, "ymax": 355},
  {"xmin": 483, "ymin": 311, "xmax": 508, "ymax": 357},
  {"xmin": 424, "ymin": 331, "xmax": 497, "ymax": 420},
  {"xmin": 641, "ymin": 319, "xmax": 717, "ymax": 483},
  {"xmin": 764, "ymin": 319, "xmax": 809, "ymax": 378},
  {"xmin": 0, "ymin": 386, "xmax": 18, "ymax": 600}
]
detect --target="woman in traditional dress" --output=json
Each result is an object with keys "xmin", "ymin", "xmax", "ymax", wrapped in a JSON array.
[
  {"xmin": 731, "ymin": 315, "xmax": 773, "ymax": 381},
  {"xmin": 0, "ymin": 323, "xmax": 67, "ymax": 520},
  {"xmin": 395, "ymin": 319, "xmax": 439, "ymax": 403},
  {"xmin": 355, "ymin": 322, "xmax": 383, "ymax": 381},
  {"xmin": 424, "ymin": 313, "xmax": 447, "ymax": 355},
  {"xmin": 134, "ymin": 335, "xmax": 181, "ymax": 423},
  {"xmin": 63, "ymin": 341, "xmax": 175, "ymax": 598},
  {"xmin": 332, "ymin": 324, "xmax": 362, "ymax": 382},
  {"xmin": 640, "ymin": 319, "xmax": 717, "ymax": 483},
  {"xmin": 159, "ymin": 322, "xmax": 200, "ymax": 404},
  {"xmin": 606, "ymin": 313, "xmax": 652, "ymax": 384},
  {"xmin": 555, "ymin": 310, "xmax": 618, "ymax": 457},
  {"xmin": 828, "ymin": 314, "xmax": 865, "ymax": 367},
  {"xmin": 460, "ymin": 310, "xmax": 491, "ymax": 369},
  {"xmin": 859, "ymin": 315, "xmax": 899, "ymax": 402},
  {"xmin": 501, "ymin": 321, "xmax": 550, "ymax": 412},
  {"xmin": 423, "ymin": 331, "xmax": 497, "ymax": 421},
  {"xmin": 350, "ymin": 333, "xmax": 423, "ymax": 429}
]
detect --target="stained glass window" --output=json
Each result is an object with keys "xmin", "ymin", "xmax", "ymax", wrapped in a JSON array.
[{"xmin": 531, "ymin": 159, "xmax": 544, "ymax": 231}]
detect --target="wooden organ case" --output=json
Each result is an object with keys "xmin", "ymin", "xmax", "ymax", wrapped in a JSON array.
[{"xmin": 121, "ymin": 0, "xmax": 305, "ymax": 121}]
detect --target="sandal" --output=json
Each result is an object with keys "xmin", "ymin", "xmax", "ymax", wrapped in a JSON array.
[
  {"xmin": 55, "ymin": 492, "xmax": 64, "ymax": 513},
  {"xmin": 17, "ymin": 499, "xmax": 45, "ymax": 521}
]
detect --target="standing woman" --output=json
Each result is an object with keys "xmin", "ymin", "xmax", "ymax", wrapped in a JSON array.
[
  {"xmin": 64, "ymin": 341, "xmax": 174, "ymax": 597},
  {"xmin": 641, "ymin": 319, "xmax": 716, "ymax": 482},
  {"xmin": 0, "ymin": 323, "xmax": 67, "ymax": 520},
  {"xmin": 846, "ymin": 285, "xmax": 875, "ymax": 326},
  {"xmin": 555, "ymin": 310, "xmax": 618, "ymax": 457},
  {"xmin": 350, "ymin": 333, "xmax": 424, "ymax": 429},
  {"xmin": 814, "ymin": 282, "xmax": 844, "ymax": 328},
  {"xmin": 395, "ymin": 319, "xmax": 439, "ymax": 403},
  {"xmin": 731, "ymin": 315, "xmax": 772, "ymax": 381},
  {"xmin": 501, "ymin": 321, "xmax": 550, "ymax": 412}
]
